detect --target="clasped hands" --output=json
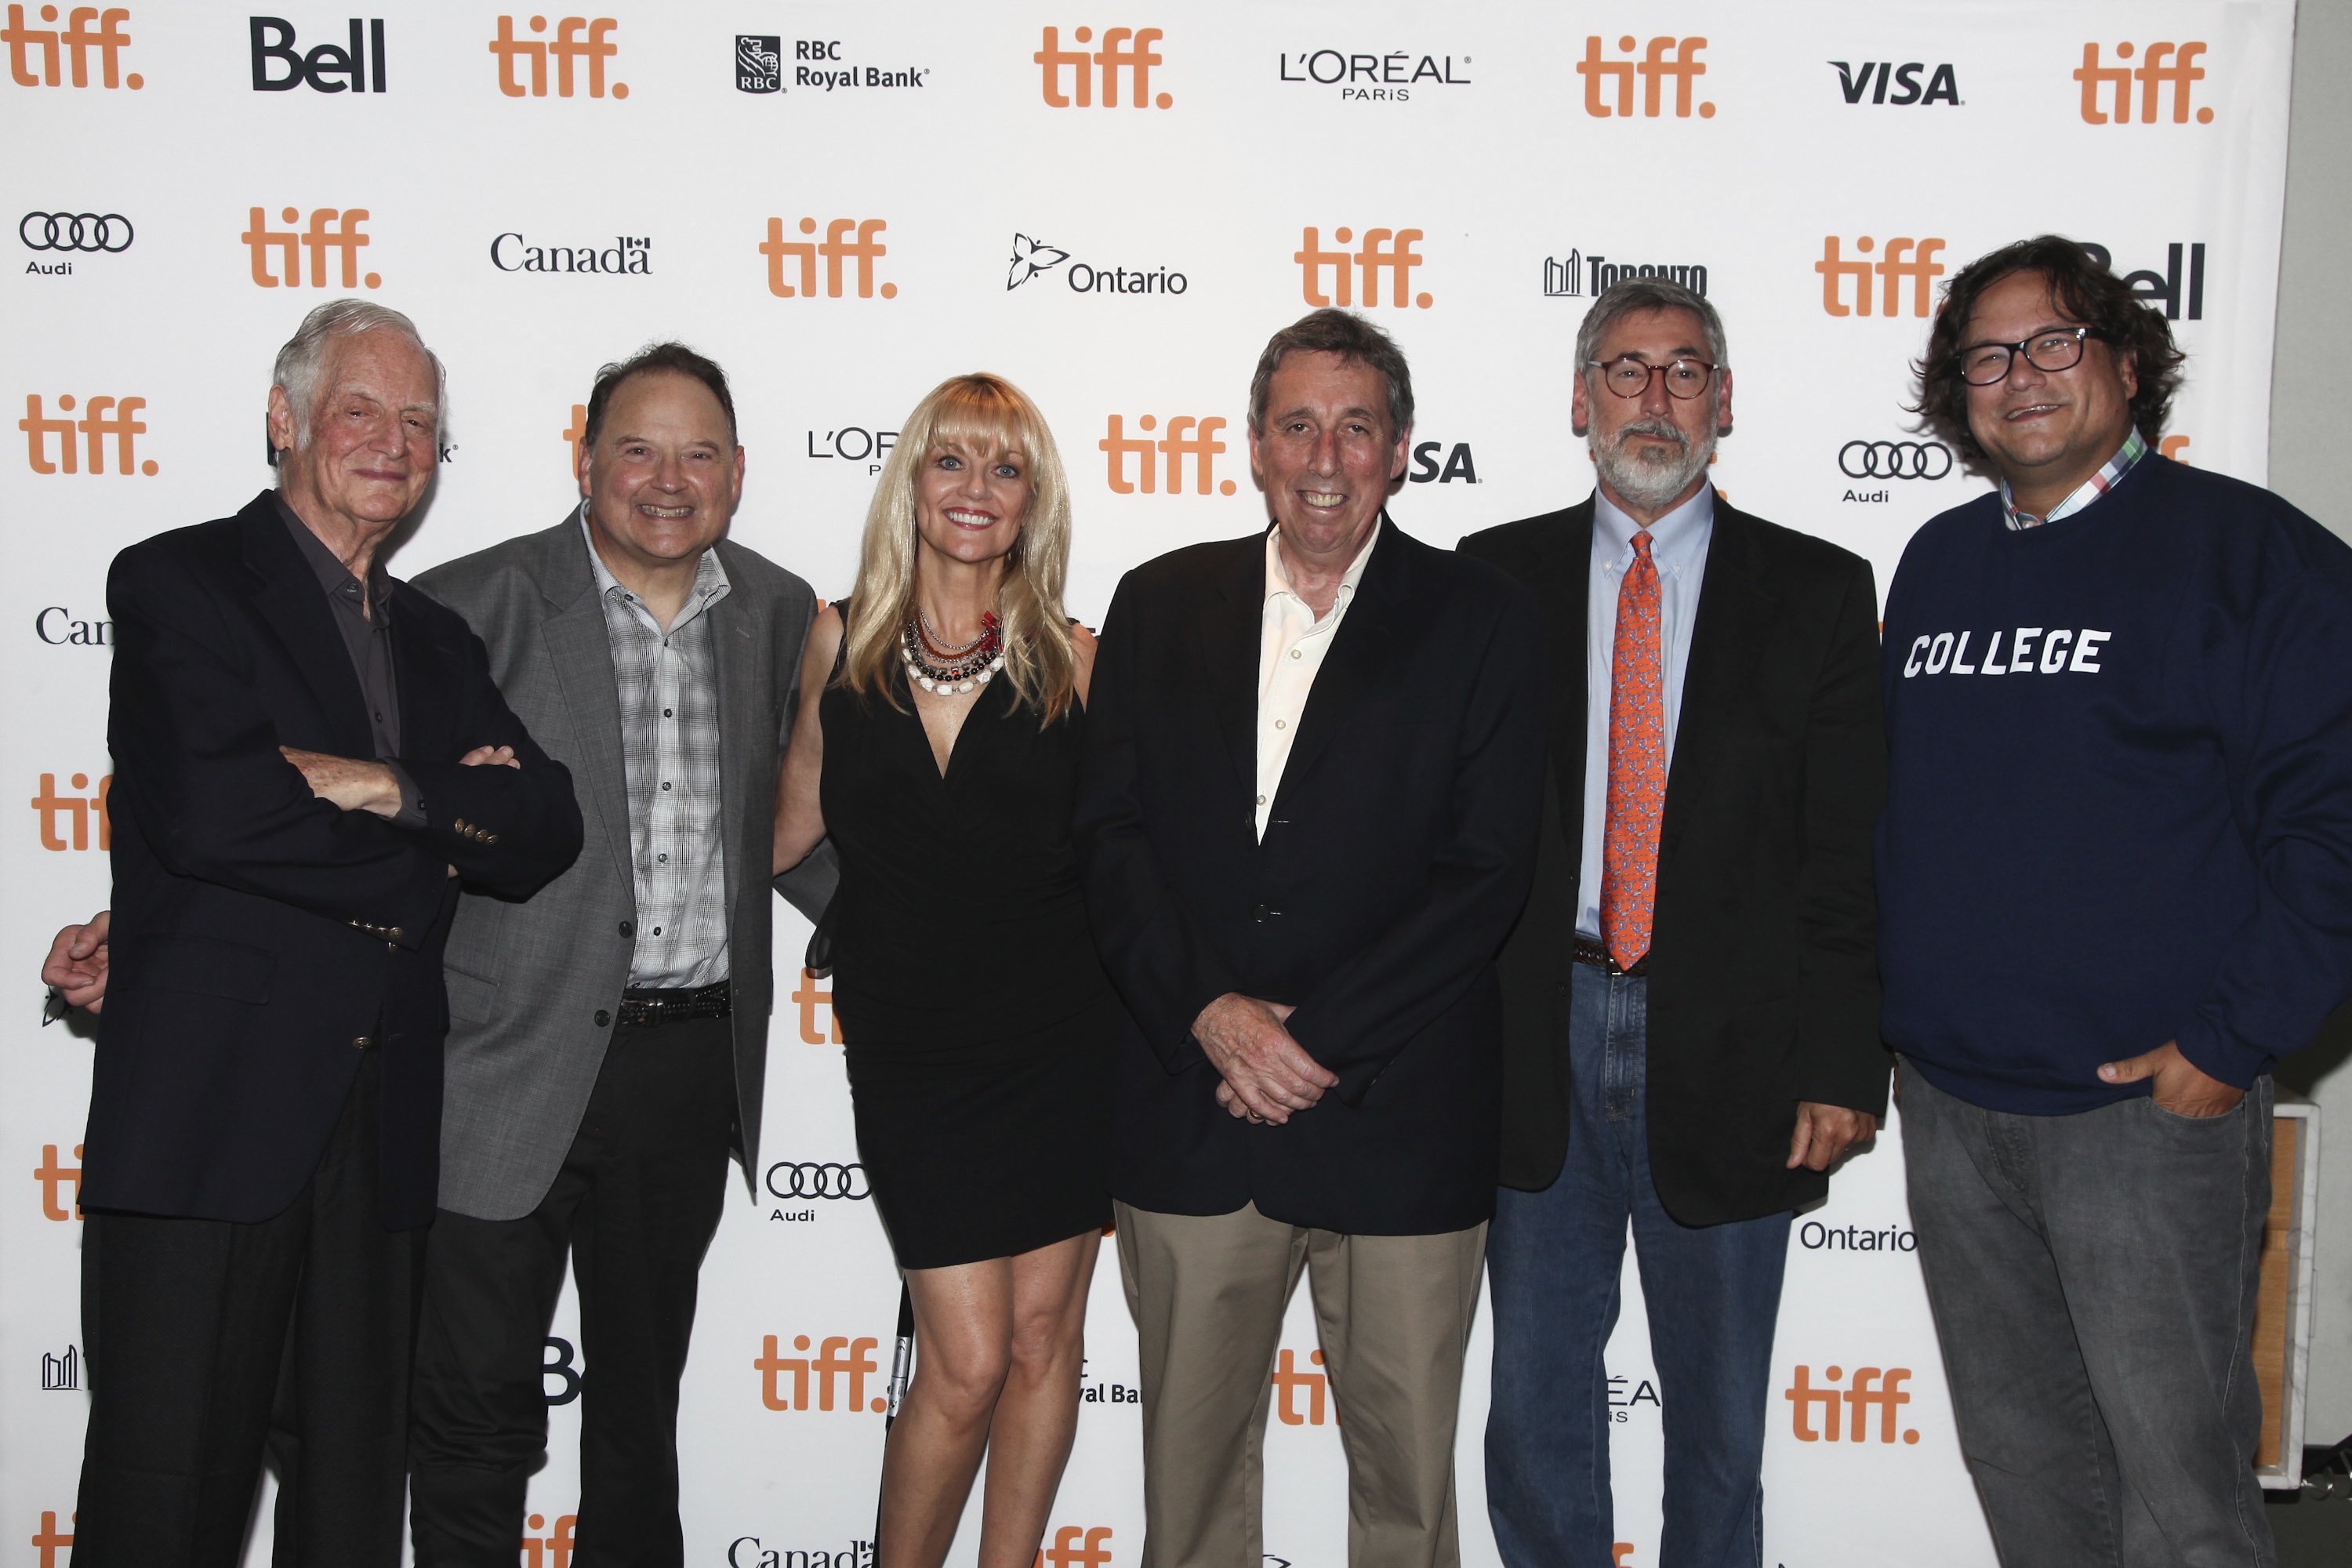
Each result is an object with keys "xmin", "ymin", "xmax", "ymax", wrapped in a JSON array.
[{"xmin": 1196, "ymin": 993, "xmax": 1337, "ymax": 1126}]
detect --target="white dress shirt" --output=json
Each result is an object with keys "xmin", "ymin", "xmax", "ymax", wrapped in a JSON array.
[
  {"xmin": 1256, "ymin": 520, "xmax": 1379, "ymax": 840},
  {"xmin": 1577, "ymin": 486, "xmax": 1715, "ymax": 938}
]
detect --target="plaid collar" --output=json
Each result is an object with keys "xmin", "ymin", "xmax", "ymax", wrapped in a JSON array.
[{"xmin": 2001, "ymin": 427, "xmax": 2149, "ymax": 531}]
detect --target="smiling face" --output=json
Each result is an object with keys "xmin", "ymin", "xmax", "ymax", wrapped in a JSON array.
[
  {"xmin": 1247, "ymin": 350, "xmax": 1407, "ymax": 565},
  {"xmin": 579, "ymin": 368, "xmax": 743, "ymax": 575},
  {"xmin": 912, "ymin": 433, "xmax": 1033, "ymax": 572},
  {"xmin": 1961, "ymin": 268, "xmax": 2138, "ymax": 495},
  {"xmin": 268, "ymin": 329, "xmax": 440, "ymax": 537}
]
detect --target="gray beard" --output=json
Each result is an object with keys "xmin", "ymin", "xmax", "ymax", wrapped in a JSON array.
[{"xmin": 1590, "ymin": 416, "xmax": 1716, "ymax": 513}]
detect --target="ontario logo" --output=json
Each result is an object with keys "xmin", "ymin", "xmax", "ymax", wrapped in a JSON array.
[{"xmin": 1007, "ymin": 232, "xmax": 1188, "ymax": 296}]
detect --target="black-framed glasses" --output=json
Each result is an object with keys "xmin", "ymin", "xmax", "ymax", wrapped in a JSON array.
[
  {"xmin": 1587, "ymin": 355, "xmax": 1719, "ymax": 401},
  {"xmin": 1957, "ymin": 326, "xmax": 2111, "ymax": 386}
]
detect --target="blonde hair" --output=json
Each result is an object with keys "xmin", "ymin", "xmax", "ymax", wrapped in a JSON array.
[{"xmin": 838, "ymin": 373, "xmax": 1079, "ymax": 724}]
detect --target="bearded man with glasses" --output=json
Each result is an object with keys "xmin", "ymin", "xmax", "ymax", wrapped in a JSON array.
[
  {"xmin": 1880, "ymin": 235, "xmax": 2352, "ymax": 1568},
  {"xmin": 1460, "ymin": 277, "xmax": 1889, "ymax": 1565}
]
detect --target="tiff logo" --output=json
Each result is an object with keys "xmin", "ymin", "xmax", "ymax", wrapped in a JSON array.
[
  {"xmin": 793, "ymin": 967, "xmax": 844, "ymax": 1044},
  {"xmin": 1271, "ymin": 1347, "xmax": 1330, "ymax": 1425},
  {"xmin": 21, "ymin": 398, "xmax": 151, "ymax": 474},
  {"xmin": 1784, "ymin": 1363, "xmax": 1918, "ymax": 1444},
  {"xmin": 1295, "ymin": 227, "xmax": 1431, "ymax": 309},
  {"xmin": 521, "ymin": 1513, "xmax": 578, "ymax": 1568},
  {"xmin": 757, "ymin": 1334, "xmax": 884, "ymax": 1412},
  {"xmin": 34, "ymin": 1512, "xmax": 74, "ymax": 1568},
  {"xmin": 1035, "ymin": 26, "xmax": 1168, "ymax": 107},
  {"xmin": 34, "ymin": 1142, "xmax": 82, "ymax": 1219},
  {"xmin": 1816, "ymin": 235, "xmax": 1945, "ymax": 318},
  {"xmin": 1034, "ymin": 1527, "xmax": 1113, "ymax": 1568},
  {"xmin": 1099, "ymin": 414, "xmax": 1232, "ymax": 496},
  {"xmin": 31, "ymin": 771, "xmax": 111, "ymax": 849},
  {"xmin": 490, "ymin": 15, "xmax": 624, "ymax": 98},
  {"xmin": 4, "ymin": 5, "xmax": 139, "ymax": 88},
  {"xmin": 2076, "ymin": 42, "xmax": 2210, "ymax": 125},
  {"xmin": 761, "ymin": 218, "xmax": 895, "ymax": 299},
  {"xmin": 42, "ymin": 1343, "xmax": 80, "ymax": 1389},
  {"xmin": 244, "ymin": 205, "xmax": 380, "ymax": 289},
  {"xmin": 250, "ymin": 16, "xmax": 385, "ymax": 93},
  {"xmin": 1579, "ymin": 35, "xmax": 1712, "ymax": 118}
]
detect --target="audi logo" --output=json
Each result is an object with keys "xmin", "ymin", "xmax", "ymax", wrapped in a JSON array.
[
  {"xmin": 20, "ymin": 212, "xmax": 133, "ymax": 253},
  {"xmin": 764, "ymin": 1160, "xmax": 869, "ymax": 1200},
  {"xmin": 1839, "ymin": 440, "xmax": 1952, "ymax": 480}
]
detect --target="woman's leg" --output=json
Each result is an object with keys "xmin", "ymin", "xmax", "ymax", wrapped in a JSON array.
[
  {"xmin": 975, "ymin": 1229, "xmax": 1102, "ymax": 1568},
  {"xmin": 880, "ymin": 1258, "xmax": 1014, "ymax": 1568}
]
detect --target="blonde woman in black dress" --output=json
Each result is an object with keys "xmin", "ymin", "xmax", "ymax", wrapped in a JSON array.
[{"xmin": 772, "ymin": 374, "xmax": 1117, "ymax": 1568}]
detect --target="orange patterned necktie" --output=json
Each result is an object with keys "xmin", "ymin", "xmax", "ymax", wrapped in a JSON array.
[{"xmin": 1601, "ymin": 530, "xmax": 1664, "ymax": 971}]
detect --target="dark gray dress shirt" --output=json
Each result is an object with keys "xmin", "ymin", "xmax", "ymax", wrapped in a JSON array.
[{"xmin": 277, "ymin": 497, "xmax": 423, "ymax": 825}]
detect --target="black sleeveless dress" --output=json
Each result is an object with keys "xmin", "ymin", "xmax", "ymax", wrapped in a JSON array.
[{"xmin": 818, "ymin": 639, "xmax": 1119, "ymax": 1269}]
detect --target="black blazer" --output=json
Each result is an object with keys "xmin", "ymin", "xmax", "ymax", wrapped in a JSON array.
[
  {"xmin": 87, "ymin": 493, "xmax": 583, "ymax": 1229},
  {"xmin": 1459, "ymin": 495, "xmax": 1888, "ymax": 1225},
  {"xmin": 1076, "ymin": 519, "xmax": 1548, "ymax": 1236}
]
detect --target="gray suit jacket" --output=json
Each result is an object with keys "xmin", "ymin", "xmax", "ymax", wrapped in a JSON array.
[{"xmin": 412, "ymin": 514, "xmax": 835, "ymax": 1220}]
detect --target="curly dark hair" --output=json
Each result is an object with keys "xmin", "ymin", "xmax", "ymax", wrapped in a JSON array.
[{"xmin": 1908, "ymin": 235, "xmax": 2185, "ymax": 471}]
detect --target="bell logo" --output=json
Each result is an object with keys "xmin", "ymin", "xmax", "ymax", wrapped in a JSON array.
[
  {"xmin": 521, "ymin": 1513, "xmax": 577, "ymax": 1568},
  {"xmin": 1034, "ymin": 1526, "xmax": 1114, "ymax": 1568},
  {"xmin": 1783, "ymin": 1363, "xmax": 1919, "ymax": 1444},
  {"xmin": 2075, "ymin": 42, "xmax": 2210, "ymax": 125},
  {"xmin": 1815, "ymin": 235, "xmax": 1946, "ymax": 318},
  {"xmin": 1295, "ymin": 227, "xmax": 1432, "ymax": 310},
  {"xmin": 793, "ymin": 967, "xmax": 844, "ymax": 1044},
  {"xmin": 33, "ymin": 1512, "xmax": 75, "ymax": 1568},
  {"xmin": 1099, "ymin": 414, "xmax": 1232, "ymax": 496},
  {"xmin": 1270, "ymin": 1347, "xmax": 1330, "ymax": 1425},
  {"xmin": 489, "ymin": 15, "xmax": 624, "ymax": 98},
  {"xmin": 249, "ymin": 16, "xmax": 386, "ymax": 93},
  {"xmin": 761, "ymin": 218, "xmax": 895, "ymax": 299},
  {"xmin": 31, "ymin": 771, "xmax": 111, "ymax": 848},
  {"xmin": 4, "ymin": 5, "xmax": 139, "ymax": 89},
  {"xmin": 243, "ymin": 206, "xmax": 380, "ymax": 289},
  {"xmin": 757, "ymin": 1334, "xmax": 884, "ymax": 1413},
  {"xmin": 1579, "ymin": 35, "xmax": 1712, "ymax": 118},
  {"xmin": 21, "ymin": 399, "xmax": 152, "ymax": 475},
  {"xmin": 34, "ymin": 1143, "xmax": 82, "ymax": 1220},
  {"xmin": 1035, "ymin": 27, "xmax": 1169, "ymax": 108}
]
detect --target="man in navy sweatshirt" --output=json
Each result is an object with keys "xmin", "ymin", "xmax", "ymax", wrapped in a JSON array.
[{"xmin": 1882, "ymin": 234, "xmax": 2352, "ymax": 1568}]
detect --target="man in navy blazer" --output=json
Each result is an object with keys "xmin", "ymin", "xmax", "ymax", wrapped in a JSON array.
[
  {"xmin": 68, "ymin": 300, "xmax": 580, "ymax": 1566},
  {"xmin": 1077, "ymin": 308, "xmax": 1547, "ymax": 1568}
]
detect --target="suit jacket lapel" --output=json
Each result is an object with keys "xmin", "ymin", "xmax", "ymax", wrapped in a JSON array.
[
  {"xmin": 1195, "ymin": 535, "xmax": 1265, "ymax": 793},
  {"xmin": 1271, "ymin": 516, "xmax": 1405, "ymax": 809},
  {"xmin": 1661, "ymin": 501, "xmax": 1773, "ymax": 853},
  {"xmin": 708, "ymin": 545, "xmax": 760, "ymax": 919},
  {"xmin": 237, "ymin": 495, "xmax": 372, "ymax": 757},
  {"xmin": 534, "ymin": 519, "xmax": 637, "ymax": 897}
]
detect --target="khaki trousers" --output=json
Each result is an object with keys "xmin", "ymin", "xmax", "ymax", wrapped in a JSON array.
[{"xmin": 1115, "ymin": 1200, "xmax": 1487, "ymax": 1568}]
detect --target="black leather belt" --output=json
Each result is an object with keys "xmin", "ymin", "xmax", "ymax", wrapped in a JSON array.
[
  {"xmin": 1573, "ymin": 937, "xmax": 1648, "ymax": 978},
  {"xmin": 618, "ymin": 982, "xmax": 732, "ymax": 1025}
]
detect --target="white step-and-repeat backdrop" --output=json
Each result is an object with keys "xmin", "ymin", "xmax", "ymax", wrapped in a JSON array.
[{"xmin": 2, "ymin": 3, "xmax": 2297, "ymax": 1564}]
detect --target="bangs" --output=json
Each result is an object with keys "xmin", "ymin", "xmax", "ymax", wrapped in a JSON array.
[{"xmin": 920, "ymin": 376, "xmax": 1033, "ymax": 461}]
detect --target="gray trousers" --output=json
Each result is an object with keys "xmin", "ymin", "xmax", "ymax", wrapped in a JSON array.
[{"xmin": 1899, "ymin": 1057, "xmax": 2277, "ymax": 1568}]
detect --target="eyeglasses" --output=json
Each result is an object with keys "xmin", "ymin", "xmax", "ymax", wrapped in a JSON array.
[
  {"xmin": 1957, "ymin": 326, "xmax": 2110, "ymax": 386},
  {"xmin": 1587, "ymin": 355, "xmax": 1719, "ymax": 401}
]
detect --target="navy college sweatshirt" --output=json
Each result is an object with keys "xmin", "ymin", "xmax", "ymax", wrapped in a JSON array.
[{"xmin": 1878, "ymin": 452, "xmax": 2352, "ymax": 1114}]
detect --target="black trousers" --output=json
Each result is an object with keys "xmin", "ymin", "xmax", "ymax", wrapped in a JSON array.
[
  {"xmin": 408, "ymin": 1015, "xmax": 735, "ymax": 1567},
  {"xmin": 73, "ymin": 1053, "xmax": 424, "ymax": 1568}
]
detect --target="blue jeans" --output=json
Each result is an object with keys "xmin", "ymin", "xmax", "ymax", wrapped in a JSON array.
[{"xmin": 1485, "ymin": 961, "xmax": 1791, "ymax": 1568}]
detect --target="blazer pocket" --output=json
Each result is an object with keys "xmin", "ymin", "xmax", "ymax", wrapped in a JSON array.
[
  {"xmin": 445, "ymin": 967, "xmax": 499, "ymax": 1026},
  {"xmin": 140, "ymin": 934, "xmax": 273, "ymax": 1004}
]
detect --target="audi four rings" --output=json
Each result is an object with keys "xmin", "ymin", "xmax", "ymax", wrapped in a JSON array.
[
  {"xmin": 764, "ymin": 1161, "xmax": 870, "ymax": 1200},
  {"xmin": 21, "ymin": 212, "xmax": 133, "ymax": 252},
  {"xmin": 1839, "ymin": 439, "xmax": 1953, "ymax": 480}
]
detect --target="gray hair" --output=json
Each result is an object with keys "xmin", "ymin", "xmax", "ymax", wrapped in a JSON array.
[
  {"xmin": 1573, "ymin": 277, "xmax": 1729, "ymax": 381},
  {"xmin": 271, "ymin": 298, "xmax": 445, "ymax": 466},
  {"xmin": 1247, "ymin": 307, "xmax": 1414, "ymax": 437}
]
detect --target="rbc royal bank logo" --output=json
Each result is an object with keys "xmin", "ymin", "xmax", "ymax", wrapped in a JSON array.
[
  {"xmin": 2075, "ymin": 42, "xmax": 2209, "ymax": 124},
  {"xmin": 1035, "ymin": 26, "xmax": 1168, "ymax": 107},
  {"xmin": 1579, "ymin": 35, "xmax": 1711, "ymax": 118},
  {"xmin": 4, "ymin": 5, "xmax": 139, "ymax": 88},
  {"xmin": 1816, "ymin": 235, "xmax": 1946, "ymax": 318},
  {"xmin": 735, "ymin": 34, "xmax": 780, "ymax": 93},
  {"xmin": 489, "ymin": 15, "xmax": 624, "ymax": 98}
]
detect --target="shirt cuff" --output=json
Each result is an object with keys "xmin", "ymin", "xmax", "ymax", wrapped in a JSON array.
[{"xmin": 385, "ymin": 760, "xmax": 426, "ymax": 829}]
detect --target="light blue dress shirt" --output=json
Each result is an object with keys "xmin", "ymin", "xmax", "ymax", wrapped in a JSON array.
[{"xmin": 1577, "ymin": 485, "xmax": 1716, "ymax": 939}]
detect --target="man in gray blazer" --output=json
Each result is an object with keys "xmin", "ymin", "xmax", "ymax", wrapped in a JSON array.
[{"xmin": 403, "ymin": 343, "xmax": 833, "ymax": 1563}]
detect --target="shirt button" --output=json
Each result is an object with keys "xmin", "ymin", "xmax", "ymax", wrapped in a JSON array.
[
  {"xmin": 1252, "ymin": 904, "xmax": 1272, "ymax": 923},
  {"xmin": 619, "ymin": 920, "xmax": 634, "ymax": 937},
  {"xmin": 664, "ymin": 708, "xmax": 673, "ymax": 717},
  {"xmin": 1274, "ymin": 719, "xmax": 1287, "ymax": 731},
  {"xmin": 594, "ymin": 1010, "xmax": 612, "ymax": 1028},
  {"xmin": 1290, "ymin": 649, "xmax": 1302, "ymax": 659},
  {"xmin": 1256, "ymin": 794, "xmax": 1266, "ymax": 805},
  {"xmin": 658, "ymin": 853, "xmax": 668, "ymax": 863},
  {"xmin": 652, "ymin": 926, "xmax": 662, "ymax": 936},
  {"xmin": 350, "ymin": 1036, "xmax": 374, "ymax": 1051},
  {"xmin": 662, "ymin": 782, "xmax": 672, "ymax": 790}
]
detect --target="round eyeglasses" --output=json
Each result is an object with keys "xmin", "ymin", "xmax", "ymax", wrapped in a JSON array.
[
  {"xmin": 1588, "ymin": 355, "xmax": 1719, "ymax": 401},
  {"xmin": 1957, "ymin": 326, "xmax": 2111, "ymax": 386}
]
